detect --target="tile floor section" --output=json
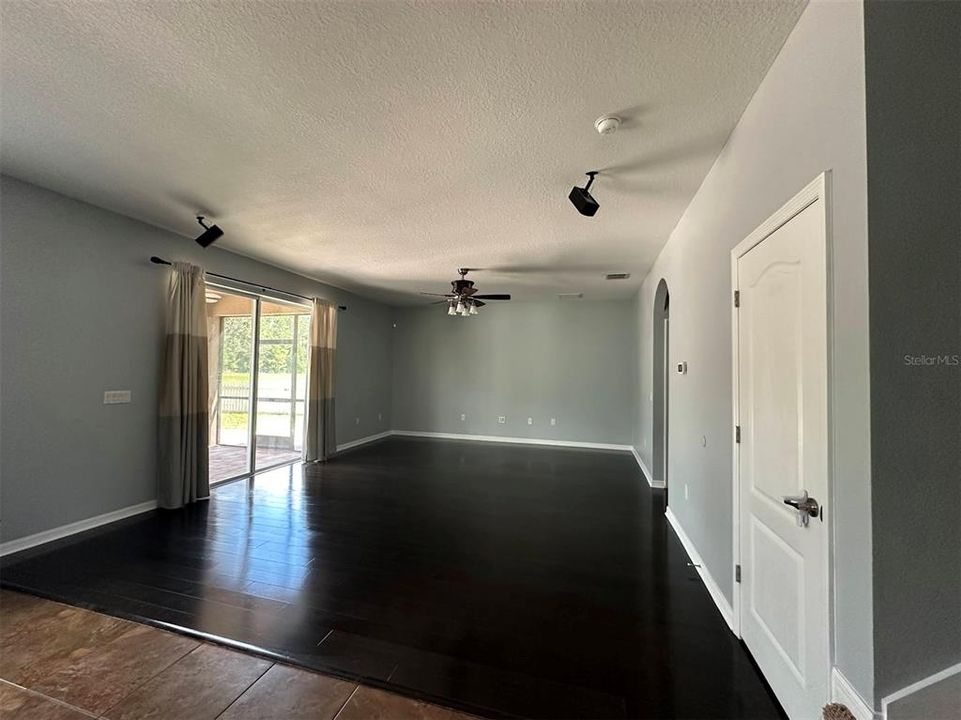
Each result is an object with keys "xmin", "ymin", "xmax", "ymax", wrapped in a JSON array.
[{"xmin": 0, "ymin": 589, "xmax": 473, "ymax": 720}]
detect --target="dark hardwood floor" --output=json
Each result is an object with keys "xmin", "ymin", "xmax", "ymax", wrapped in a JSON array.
[{"xmin": 0, "ymin": 437, "xmax": 784, "ymax": 719}]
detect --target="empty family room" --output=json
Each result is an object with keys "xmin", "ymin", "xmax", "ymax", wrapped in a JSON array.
[{"xmin": 0, "ymin": 1, "xmax": 958, "ymax": 719}]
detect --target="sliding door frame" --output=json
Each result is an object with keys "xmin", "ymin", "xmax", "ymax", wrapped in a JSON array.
[
  {"xmin": 251, "ymin": 294, "xmax": 312, "ymax": 477},
  {"xmin": 246, "ymin": 291, "xmax": 263, "ymax": 479},
  {"xmin": 206, "ymin": 281, "xmax": 311, "ymax": 486}
]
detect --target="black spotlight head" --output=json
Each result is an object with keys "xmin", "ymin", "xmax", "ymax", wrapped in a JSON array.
[
  {"xmin": 194, "ymin": 216, "xmax": 224, "ymax": 247},
  {"xmin": 569, "ymin": 171, "xmax": 600, "ymax": 217}
]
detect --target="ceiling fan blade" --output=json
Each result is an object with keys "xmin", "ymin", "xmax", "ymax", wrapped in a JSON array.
[
  {"xmin": 421, "ymin": 292, "xmax": 454, "ymax": 297},
  {"xmin": 472, "ymin": 294, "xmax": 511, "ymax": 300},
  {"xmin": 473, "ymin": 300, "xmax": 486, "ymax": 307}
]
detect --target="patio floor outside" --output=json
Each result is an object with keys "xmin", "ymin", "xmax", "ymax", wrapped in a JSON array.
[{"xmin": 209, "ymin": 444, "xmax": 301, "ymax": 484}]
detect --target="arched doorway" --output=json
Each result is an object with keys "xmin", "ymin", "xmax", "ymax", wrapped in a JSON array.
[{"xmin": 652, "ymin": 279, "xmax": 670, "ymax": 494}]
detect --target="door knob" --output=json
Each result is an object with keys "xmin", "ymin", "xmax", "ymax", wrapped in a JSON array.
[{"xmin": 783, "ymin": 490, "xmax": 820, "ymax": 527}]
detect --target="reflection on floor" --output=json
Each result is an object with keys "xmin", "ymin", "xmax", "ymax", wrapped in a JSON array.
[
  {"xmin": 209, "ymin": 444, "xmax": 300, "ymax": 484},
  {"xmin": 0, "ymin": 438, "xmax": 785, "ymax": 719},
  {"xmin": 0, "ymin": 590, "xmax": 473, "ymax": 719}
]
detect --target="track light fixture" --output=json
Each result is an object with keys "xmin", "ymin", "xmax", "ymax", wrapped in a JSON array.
[
  {"xmin": 568, "ymin": 171, "xmax": 600, "ymax": 217},
  {"xmin": 194, "ymin": 216, "xmax": 224, "ymax": 248}
]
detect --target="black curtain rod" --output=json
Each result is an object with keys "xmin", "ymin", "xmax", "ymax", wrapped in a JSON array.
[{"xmin": 150, "ymin": 257, "xmax": 347, "ymax": 311}]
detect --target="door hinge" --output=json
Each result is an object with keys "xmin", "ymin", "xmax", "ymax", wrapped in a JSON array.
[
  {"xmin": 735, "ymin": 425, "xmax": 741, "ymax": 443},
  {"xmin": 734, "ymin": 290, "xmax": 740, "ymax": 308},
  {"xmin": 735, "ymin": 564, "xmax": 741, "ymax": 583}
]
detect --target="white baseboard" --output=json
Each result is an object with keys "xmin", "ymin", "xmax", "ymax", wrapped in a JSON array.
[
  {"xmin": 336, "ymin": 430, "xmax": 392, "ymax": 452},
  {"xmin": 631, "ymin": 446, "xmax": 664, "ymax": 488},
  {"xmin": 665, "ymin": 507, "xmax": 735, "ymax": 631},
  {"xmin": 0, "ymin": 500, "xmax": 158, "ymax": 557},
  {"xmin": 832, "ymin": 667, "xmax": 877, "ymax": 720},
  {"xmin": 881, "ymin": 661, "xmax": 961, "ymax": 720},
  {"xmin": 391, "ymin": 430, "xmax": 633, "ymax": 452}
]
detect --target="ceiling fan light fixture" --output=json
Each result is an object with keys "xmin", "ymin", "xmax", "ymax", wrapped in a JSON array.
[{"xmin": 425, "ymin": 269, "xmax": 511, "ymax": 316}]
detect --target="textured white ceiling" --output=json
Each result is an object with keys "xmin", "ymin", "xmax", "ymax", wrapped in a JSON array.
[{"xmin": 1, "ymin": 0, "xmax": 805, "ymax": 304}]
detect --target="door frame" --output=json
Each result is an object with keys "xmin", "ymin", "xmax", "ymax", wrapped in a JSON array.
[
  {"xmin": 729, "ymin": 172, "xmax": 833, "ymax": 666},
  {"xmin": 662, "ymin": 315, "xmax": 669, "ymax": 491},
  {"xmin": 206, "ymin": 281, "xmax": 312, "ymax": 485},
  {"xmin": 652, "ymin": 279, "xmax": 670, "ymax": 490}
]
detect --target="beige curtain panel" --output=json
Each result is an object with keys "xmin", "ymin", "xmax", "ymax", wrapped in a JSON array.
[
  {"xmin": 305, "ymin": 298, "xmax": 338, "ymax": 462},
  {"xmin": 158, "ymin": 262, "xmax": 210, "ymax": 508}
]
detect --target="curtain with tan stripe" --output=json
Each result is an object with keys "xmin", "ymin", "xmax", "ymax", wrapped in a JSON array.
[
  {"xmin": 304, "ymin": 298, "xmax": 337, "ymax": 462},
  {"xmin": 158, "ymin": 262, "xmax": 210, "ymax": 508}
]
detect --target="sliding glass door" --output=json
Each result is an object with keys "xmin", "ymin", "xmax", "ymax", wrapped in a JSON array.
[
  {"xmin": 206, "ymin": 286, "xmax": 310, "ymax": 484},
  {"xmin": 254, "ymin": 300, "xmax": 310, "ymax": 471},
  {"xmin": 206, "ymin": 287, "xmax": 255, "ymax": 483}
]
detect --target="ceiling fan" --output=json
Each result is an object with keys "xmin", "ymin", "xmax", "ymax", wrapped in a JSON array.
[{"xmin": 421, "ymin": 268, "xmax": 511, "ymax": 316}]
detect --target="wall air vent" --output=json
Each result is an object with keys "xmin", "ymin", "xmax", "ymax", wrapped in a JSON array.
[
  {"xmin": 557, "ymin": 293, "xmax": 584, "ymax": 300},
  {"xmin": 605, "ymin": 273, "xmax": 631, "ymax": 280}
]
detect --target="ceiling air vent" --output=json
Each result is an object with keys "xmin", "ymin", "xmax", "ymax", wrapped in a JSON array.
[
  {"xmin": 557, "ymin": 293, "xmax": 584, "ymax": 300},
  {"xmin": 605, "ymin": 273, "xmax": 631, "ymax": 280}
]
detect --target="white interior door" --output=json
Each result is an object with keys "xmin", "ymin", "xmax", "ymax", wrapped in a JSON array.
[{"xmin": 734, "ymin": 177, "xmax": 830, "ymax": 720}]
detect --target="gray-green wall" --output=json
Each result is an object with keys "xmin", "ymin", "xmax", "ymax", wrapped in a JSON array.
[
  {"xmin": 0, "ymin": 176, "xmax": 393, "ymax": 542},
  {"xmin": 392, "ymin": 300, "xmax": 635, "ymax": 445},
  {"xmin": 632, "ymin": 0, "xmax": 874, "ymax": 702},
  {"xmin": 865, "ymin": 0, "xmax": 961, "ymax": 703}
]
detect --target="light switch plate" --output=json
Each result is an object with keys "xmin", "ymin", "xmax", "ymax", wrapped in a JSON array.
[
  {"xmin": 497, "ymin": 416, "xmax": 506, "ymax": 424},
  {"xmin": 103, "ymin": 390, "xmax": 131, "ymax": 405}
]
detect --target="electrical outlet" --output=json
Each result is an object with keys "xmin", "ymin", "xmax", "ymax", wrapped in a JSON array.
[
  {"xmin": 684, "ymin": 484, "xmax": 689, "ymax": 500},
  {"xmin": 527, "ymin": 417, "xmax": 533, "ymax": 425},
  {"xmin": 497, "ymin": 416, "xmax": 506, "ymax": 424},
  {"xmin": 103, "ymin": 390, "xmax": 131, "ymax": 405},
  {"xmin": 460, "ymin": 413, "xmax": 466, "ymax": 421},
  {"xmin": 550, "ymin": 417, "xmax": 556, "ymax": 426}
]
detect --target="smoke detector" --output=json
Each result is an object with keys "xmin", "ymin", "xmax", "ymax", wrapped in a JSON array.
[{"xmin": 594, "ymin": 115, "xmax": 621, "ymax": 135}]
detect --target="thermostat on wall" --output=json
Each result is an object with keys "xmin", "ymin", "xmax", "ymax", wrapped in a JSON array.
[{"xmin": 676, "ymin": 361, "xmax": 687, "ymax": 375}]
